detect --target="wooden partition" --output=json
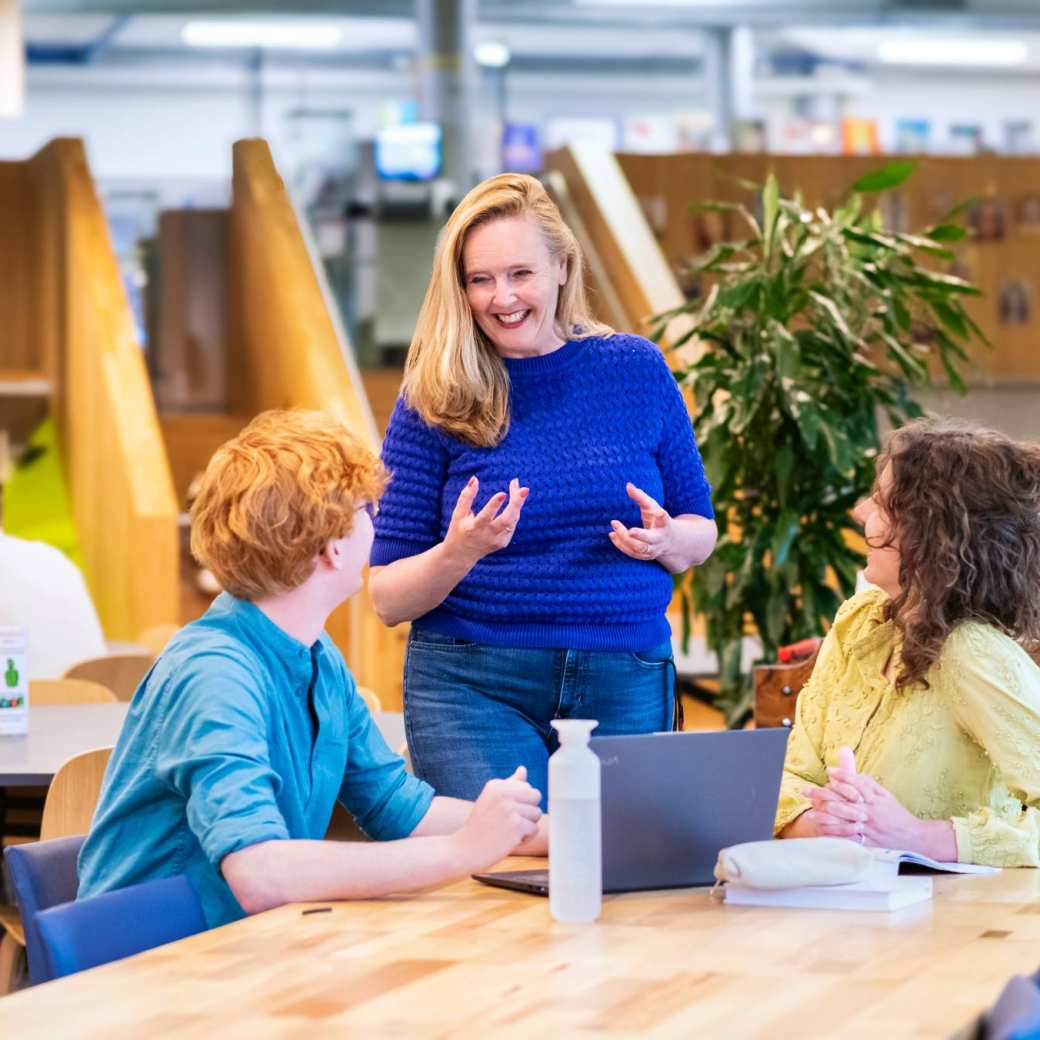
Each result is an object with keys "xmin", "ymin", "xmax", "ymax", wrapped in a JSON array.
[
  {"xmin": 0, "ymin": 140, "xmax": 179, "ymax": 640},
  {"xmin": 544, "ymin": 144, "xmax": 696, "ymax": 356},
  {"xmin": 616, "ymin": 151, "xmax": 1040, "ymax": 383},
  {"xmin": 227, "ymin": 139, "xmax": 404, "ymax": 708}
]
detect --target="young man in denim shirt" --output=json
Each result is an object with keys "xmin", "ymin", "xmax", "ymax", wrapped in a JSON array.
[{"xmin": 79, "ymin": 410, "xmax": 545, "ymax": 927}]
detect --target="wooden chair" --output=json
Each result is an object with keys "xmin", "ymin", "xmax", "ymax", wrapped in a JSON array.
[
  {"xmin": 2, "ymin": 679, "xmax": 116, "ymax": 842},
  {"xmin": 752, "ymin": 645, "xmax": 821, "ymax": 729},
  {"xmin": 0, "ymin": 746, "xmax": 113, "ymax": 994},
  {"xmin": 28, "ymin": 678, "xmax": 117, "ymax": 705},
  {"xmin": 356, "ymin": 685, "xmax": 382, "ymax": 715},
  {"xmin": 62, "ymin": 654, "xmax": 153, "ymax": 701},
  {"xmin": 39, "ymin": 748, "xmax": 113, "ymax": 840},
  {"xmin": 136, "ymin": 623, "xmax": 179, "ymax": 660}
]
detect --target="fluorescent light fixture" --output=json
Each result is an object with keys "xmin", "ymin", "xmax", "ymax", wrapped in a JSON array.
[
  {"xmin": 0, "ymin": 0, "xmax": 24, "ymax": 119},
  {"xmin": 182, "ymin": 20, "xmax": 343, "ymax": 50},
  {"xmin": 878, "ymin": 38, "xmax": 1027, "ymax": 67},
  {"xmin": 574, "ymin": 0, "xmax": 719, "ymax": 5},
  {"xmin": 475, "ymin": 41, "xmax": 510, "ymax": 68}
]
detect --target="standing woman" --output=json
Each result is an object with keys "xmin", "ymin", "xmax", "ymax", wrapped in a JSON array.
[{"xmin": 369, "ymin": 173, "xmax": 717, "ymax": 806}]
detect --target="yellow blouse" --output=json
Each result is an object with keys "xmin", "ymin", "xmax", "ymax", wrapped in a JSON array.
[{"xmin": 774, "ymin": 587, "xmax": 1040, "ymax": 866}]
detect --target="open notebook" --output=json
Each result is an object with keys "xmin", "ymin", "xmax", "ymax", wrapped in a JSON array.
[{"xmin": 724, "ymin": 849, "xmax": 998, "ymax": 912}]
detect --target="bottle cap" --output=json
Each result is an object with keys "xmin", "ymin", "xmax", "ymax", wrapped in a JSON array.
[{"xmin": 550, "ymin": 719, "xmax": 598, "ymax": 743}]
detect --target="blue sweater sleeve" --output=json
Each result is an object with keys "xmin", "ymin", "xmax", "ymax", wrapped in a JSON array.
[
  {"xmin": 371, "ymin": 397, "xmax": 450, "ymax": 566},
  {"xmin": 652, "ymin": 351, "xmax": 714, "ymax": 520}
]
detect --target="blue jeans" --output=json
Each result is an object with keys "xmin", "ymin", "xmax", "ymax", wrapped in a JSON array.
[{"xmin": 403, "ymin": 629, "xmax": 675, "ymax": 810}]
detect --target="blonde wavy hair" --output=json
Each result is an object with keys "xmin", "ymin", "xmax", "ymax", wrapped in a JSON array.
[
  {"xmin": 404, "ymin": 173, "xmax": 612, "ymax": 447},
  {"xmin": 190, "ymin": 409, "xmax": 387, "ymax": 600}
]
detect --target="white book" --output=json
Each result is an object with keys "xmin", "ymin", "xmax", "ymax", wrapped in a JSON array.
[
  {"xmin": 723, "ymin": 848, "xmax": 998, "ymax": 912},
  {"xmin": 724, "ymin": 872, "xmax": 933, "ymax": 912},
  {"xmin": 870, "ymin": 849, "xmax": 999, "ymax": 876}
]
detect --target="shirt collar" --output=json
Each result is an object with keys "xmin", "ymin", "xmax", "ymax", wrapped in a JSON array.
[{"xmin": 216, "ymin": 593, "xmax": 323, "ymax": 685}]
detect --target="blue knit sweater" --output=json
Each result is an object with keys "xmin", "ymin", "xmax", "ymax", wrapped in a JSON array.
[{"xmin": 370, "ymin": 334, "xmax": 713, "ymax": 651}]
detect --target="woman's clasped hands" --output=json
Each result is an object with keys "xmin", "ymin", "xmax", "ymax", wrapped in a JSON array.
[{"xmin": 801, "ymin": 746, "xmax": 957, "ymax": 858}]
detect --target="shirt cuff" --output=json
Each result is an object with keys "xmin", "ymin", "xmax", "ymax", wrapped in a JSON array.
[
  {"xmin": 671, "ymin": 487, "xmax": 714, "ymax": 521},
  {"xmin": 377, "ymin": 775, "xmax": 436, "ymax": 840},
  {"xmin": 951, "ymin": 815, "xmax": 973, "ymax": 864},
  {"xmin": 370, "ymin": 538, "xmax": 434, "ymax": 568},
  {"xmin": 199, "ymin": 815, "xmax": 290, "ymax": 870},
  {"xmin": 774, "ymin": 793, "xmax": 813, "ymax": 836}
]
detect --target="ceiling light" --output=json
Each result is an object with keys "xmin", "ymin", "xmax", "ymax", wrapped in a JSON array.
[
  {"xmin": 475, "ymin": 41, "xmax": 510, "ymax": 68},
  {"xmin": 878, "ymin": 38, "xmax": 1027, "ymax": 67},
  {"xmin": 573, "ymin": 0, "xmax": 719, "ymax": 5},
  {"xmin": 182, "ymin": 20, "xmax": 343, "ymax": 50}
]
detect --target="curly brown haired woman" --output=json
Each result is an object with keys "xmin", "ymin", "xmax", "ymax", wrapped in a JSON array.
[{"xmin": 775, "ymin": 419, "xmax": 1040, "ymax": 865}]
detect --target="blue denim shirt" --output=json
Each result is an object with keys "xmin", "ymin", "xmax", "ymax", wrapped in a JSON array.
[{"xmin": 78, "ymin": 593, "xmax": 435, "ymax": 927}]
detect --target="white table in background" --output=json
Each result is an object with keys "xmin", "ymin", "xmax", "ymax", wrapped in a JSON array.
[{"xmin": 0, "ymin": 705, "xmax": 405, "ymax": 785}]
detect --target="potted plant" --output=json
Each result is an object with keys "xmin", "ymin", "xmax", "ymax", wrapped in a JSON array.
[{"xmin": 651, "ymin": 161, "xmax": 986, "ymax": 723}]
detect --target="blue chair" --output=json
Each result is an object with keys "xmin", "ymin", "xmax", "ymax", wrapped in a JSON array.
[
  {"xmin": 969, "ymin": 968, "xmax": 1040, "ymax": 1040},
  {"xmin": 3, "ymin": 835, "xmax": 86, "ymax": 985},
  {"xmin": 36, "ymin": 875, "xmax": 206, "ymax": 980}
]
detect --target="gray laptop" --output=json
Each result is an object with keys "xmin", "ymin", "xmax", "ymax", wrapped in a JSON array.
[{"xmin": 474, "ymin": 727, "xmax": 789, "ymax": 895}]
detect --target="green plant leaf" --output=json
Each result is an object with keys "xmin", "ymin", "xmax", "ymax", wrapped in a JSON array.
[
  {"xmin": 931, "ymin": 299, "xmax": 969, "ymax": 340},
  {"xmin": 808, "ymin": 291, "xmax": 856, "ymax": 342},
  {"xmin": 793, "ymin": 403, "xmax": 820, "ymax": 451},
  {"xmin": 849, "ymin": 160, "xmax": 917, "ymax": 194},
  {"xmin": 925, "ymin": 223, "xmax": 967, "ymax": 242},
  {"xmin": 774, "ymin": 444, "xmax": 795, "ymax": 510},
  {"xmin": 762, "ymin": 172, "xmax": 780, "ymax": 257},
  {"xmin": 649, "ymin": 161, "xmax": 981, "ymax": 727},
  {"xmin": 769, "ymin": 509, "xmax": 800, "ymax": 569},
  {"xmin": 893, "ymin": 233, "xmax": 955, "ymax": 260}
]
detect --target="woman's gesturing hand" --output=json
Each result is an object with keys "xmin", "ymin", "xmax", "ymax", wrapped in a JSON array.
[
  {"xmin": 609, "ymin": 483, "xmax": 673, "ymax": 563},
  {"xmin": 444, "ymin": 476, "xmax": 529, "ymax": 566}
]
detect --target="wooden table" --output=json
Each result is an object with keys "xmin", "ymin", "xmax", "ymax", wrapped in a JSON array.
[
  {"xmin": 0, "ymin": 707, "xmax": 406, "ymax": 785},
  {"xmin": 1, "ymin": 859, "xmax": 1036, "ymax": 1037}
]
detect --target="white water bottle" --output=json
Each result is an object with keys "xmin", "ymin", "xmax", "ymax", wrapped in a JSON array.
[{"xmin": 548, "ymin": 719, "xmax": 601, "ymax": 924}]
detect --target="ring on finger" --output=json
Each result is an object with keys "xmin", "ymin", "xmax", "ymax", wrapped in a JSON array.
[{"xmin": 641, "ymin": 543, "xmax": 652, "ymax": 555}]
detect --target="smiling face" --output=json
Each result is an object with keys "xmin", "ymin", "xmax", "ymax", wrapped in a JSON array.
[
  {"xmin": 854, "ymin": 464, "xmax": 902, "ymax": 599},
  {"xmin": 461, "ymin": 214, "xmax": 568, "ymax": 358}
]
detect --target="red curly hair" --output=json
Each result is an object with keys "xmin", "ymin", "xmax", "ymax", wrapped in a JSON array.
[{"xmin": 190, "ymin": 409, "xmax": 386, "ymax": 599}]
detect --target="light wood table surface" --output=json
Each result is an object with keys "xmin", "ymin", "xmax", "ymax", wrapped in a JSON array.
[
  {"xmin": 0, "ymin": 707, "xmax": 406, "ymax": 785},
  {"xmin": 1, "ymin": 858, "xmax": 1037, "ymax": 1038}
]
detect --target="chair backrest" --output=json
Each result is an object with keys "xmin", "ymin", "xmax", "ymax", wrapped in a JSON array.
[
  {"xmin": 752, "ymin": 645, "xmax": 821, "ymax": 729},
  {"xmin": 356, "ymin": 684, "xmax": 382, "ymax": 715},
  {"xmin": 62, "ymin": 653, "xmax": 153, "ymax": 701},
  {"xmin": 29, "ymin": 678, "xmax": 116, "ymax": 705},
  {"xmin": 41, "ymin": 746, "xmax": 113, "ymax": 840},
  {"xmin": 36, "ymin": 875, "xmax": 206, "ymax": 981},
  {"xmin": 135, "ymin": 623, "xmax": 179, "ymax": 660},
  {"xmin": 3, "ymin": 835, "xmax": 86, "ymax": 985}
]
